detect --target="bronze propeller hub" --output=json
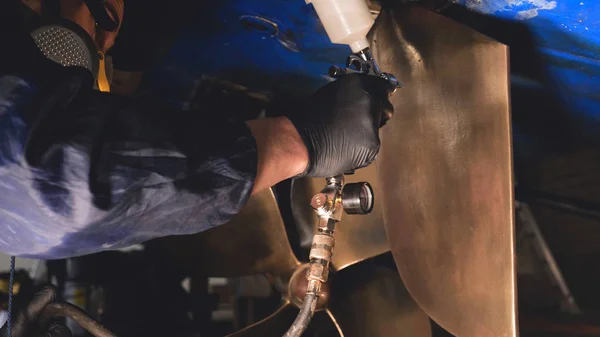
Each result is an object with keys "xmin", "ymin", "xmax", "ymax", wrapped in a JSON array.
[{"xmin": 287, "ymin": 263, "xmax": 332, "ymax": 311}]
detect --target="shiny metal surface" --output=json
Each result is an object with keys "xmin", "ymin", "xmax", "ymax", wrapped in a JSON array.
[
  {"xmin": 371, "ymin": 5, "xmax": 516, "ymax": 337},
  {"xmin": 230, "ymin": 264, "xmax": 431, "ymax": 337},
  {"xmin": 327, "ymin": 264, "xmax": 432, "ymax": 337},
  {"xmin": 227, "ymin": 303, "xmax": 298, "ymax": 337},
  {"xmin": 291, "ymin": 164, "xmax": 390, "ymax": 271},
  {"xmin": 342, "ymin": 182, "xmax": 374, "ymax": 215},
  {"xmin": 157, "ymin": 189, "xmax": 299, "ymax": 280},
  {"xmin": 288, "ymin": 264, "xmax": 331, "ymax": 310},
  {"xmin": 40, "ymin": 302, "xmax": 115, "ymax": 337}
]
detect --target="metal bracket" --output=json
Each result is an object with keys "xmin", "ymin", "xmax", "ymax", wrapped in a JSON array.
[{"xmin": 516, "ymin": 202, "xmax": 582, "ymax": 315}]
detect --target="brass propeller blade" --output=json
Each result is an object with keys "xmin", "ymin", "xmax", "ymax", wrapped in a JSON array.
[
  {"xmin": 371, "ymin": 5, "xmax": 516, "ymax": 337},
  {"xmin": 229, "ymin": 264, "xmax": 431, "ymax": 337},
  {"xmin": 327, "ymin": 263, "xmax": 432, "ymax": 337},
  {"xmin": 156, "ymin": 189, "xmax": 300, "ymax": 279},
  {"xmin": 227, "ymin": 302, "xmax": 298, "ymax": 337},
  {"xmin": 291, "ymin": 164, "xmax": 390, "ymax": 271}
]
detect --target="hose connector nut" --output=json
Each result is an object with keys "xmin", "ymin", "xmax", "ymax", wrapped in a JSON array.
[{"xmin": 311, "ymin": 193, "xmax": 333, "ymax": 216}]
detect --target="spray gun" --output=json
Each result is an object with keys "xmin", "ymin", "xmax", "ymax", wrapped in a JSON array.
[
  {"xmin": 310, "ymin": 0, "xmax": 401, "ymax": 88},
  {"xmin": 283, "ymin": 1, "xmax": 400, "ymax": 336}
]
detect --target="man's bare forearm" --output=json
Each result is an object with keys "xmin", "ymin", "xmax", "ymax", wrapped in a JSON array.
[{"xmin": 246, "ymin": 117, "xmax": 309, "ymax": 194}]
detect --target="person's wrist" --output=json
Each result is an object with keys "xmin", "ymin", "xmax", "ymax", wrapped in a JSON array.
[
  {"xmin": 246, "ymin": 117, "xmax": 309, "ymax": 193},
  {"xmin": 275, "ymin": 117, "xmax": 310, "ymax": 177}
]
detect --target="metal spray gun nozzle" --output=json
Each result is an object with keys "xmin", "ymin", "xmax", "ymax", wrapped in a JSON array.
[{"xmin": 329, "ymin": 48, "xmax": 402, "ymax": 92}]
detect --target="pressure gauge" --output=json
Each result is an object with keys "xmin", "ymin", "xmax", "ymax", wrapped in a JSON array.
[{"xmin": 342, "ymin": 182, "xmax": 374, "ymax": 215}]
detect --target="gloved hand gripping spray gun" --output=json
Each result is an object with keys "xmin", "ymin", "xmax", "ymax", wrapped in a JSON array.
[{"xmin": 283, "ymin": 1, "xmax": 401, "ymax": 336}]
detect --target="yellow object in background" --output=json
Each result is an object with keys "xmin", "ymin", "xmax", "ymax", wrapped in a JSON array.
[{"xmin": 0, "ymin": 279, "xmax": 20, "ymax": 296}]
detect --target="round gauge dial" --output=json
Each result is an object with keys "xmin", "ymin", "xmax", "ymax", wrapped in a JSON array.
[{"xmin": 342, "ymin": 182, "xmax": 374, "ymax": 215}]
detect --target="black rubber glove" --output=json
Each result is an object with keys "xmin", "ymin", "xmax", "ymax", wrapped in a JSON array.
[
  {"xmin": 0, "ymin": 286, "xmax": 71, "ymax": 337},
  {"xmin": 289, "ymin": 73, "xmax": 394, "ymax": 178}
]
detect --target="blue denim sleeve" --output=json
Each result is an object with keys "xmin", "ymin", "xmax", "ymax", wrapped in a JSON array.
[{"xmin": 0, "ymin": 32, "xmax": 257, "ymax": 259}]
